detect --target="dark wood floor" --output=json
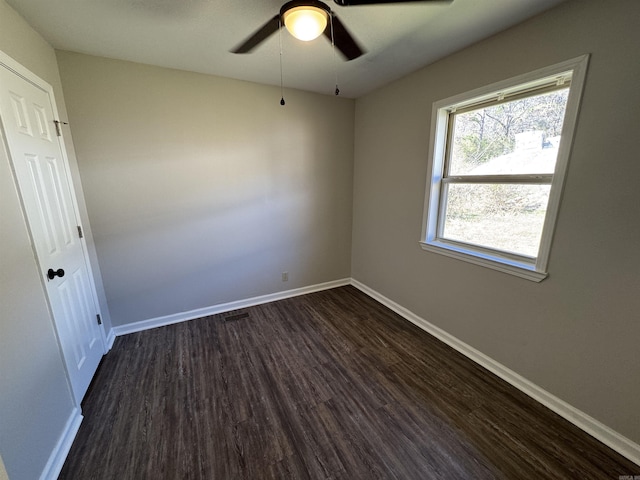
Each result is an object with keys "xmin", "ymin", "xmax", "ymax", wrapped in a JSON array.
[{"xmin": 60, "ymin": 286, "xmax": 638, "ymax": 479}]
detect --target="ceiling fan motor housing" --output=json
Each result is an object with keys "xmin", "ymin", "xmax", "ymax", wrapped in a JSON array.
[
  {"xmin": 281, "ymin": 0, "xmax": 332, "ymax": 42},
  {"xmin": 280, "ymin": 0, "xmax": 332, "ymax": 19}
]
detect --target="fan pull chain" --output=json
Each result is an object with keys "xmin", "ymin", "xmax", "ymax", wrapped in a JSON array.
[
  {"xmin": 330, "ymin": 13, "xmax": 339, "ymax": 96},
  {"xmin": 278, "ymin": 17, "xmax": 286, "ymax": 105}
]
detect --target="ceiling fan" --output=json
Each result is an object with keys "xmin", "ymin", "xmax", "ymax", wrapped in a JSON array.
[{"xmin": 232, "ymin": 0, "xmax": 450, "ymax": 61}]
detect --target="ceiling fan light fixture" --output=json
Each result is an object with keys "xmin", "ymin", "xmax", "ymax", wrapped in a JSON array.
[{"xmin": 283, "ymin": 6, "xmax": 328, "ymax": 42}]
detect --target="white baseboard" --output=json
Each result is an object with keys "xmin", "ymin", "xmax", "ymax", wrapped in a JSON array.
[
  {"xmin": 39, "ymin": 407, "xmax": 82, "ymax": 480},
  {"xmin": 113, "ymin": 278, "xmax": 351, "ymax": 337},
  {"xmin": 350, "ymin": 278, "xmax": 640, "ymax": 467},
  {"xmin": 105, "ymin": 327, "xmax": 116, "ymax": 351}
]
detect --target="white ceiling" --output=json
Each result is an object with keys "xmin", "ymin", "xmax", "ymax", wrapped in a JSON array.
[{"xmin": 8, "ymin": 0, "xmax": 565, "ymax": 98}]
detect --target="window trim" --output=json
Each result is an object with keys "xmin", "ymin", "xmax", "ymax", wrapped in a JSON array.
[{"xmin": 420, "ymin": 55, "xmax": 590, "ymax": 282}]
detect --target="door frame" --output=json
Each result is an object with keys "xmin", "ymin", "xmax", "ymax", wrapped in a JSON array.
[{"xmin": 0, "ymin": 50, "xmax": 108, "ymax": 392}]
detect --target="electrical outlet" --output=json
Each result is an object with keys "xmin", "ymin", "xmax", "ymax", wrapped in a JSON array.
[{"xmin": 282, "ymin": 272, "xmax": 288, "ymax": 282}]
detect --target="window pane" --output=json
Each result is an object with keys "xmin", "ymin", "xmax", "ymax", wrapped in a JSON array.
[
  {"xmin": 442, "ymin": 183, "xmax": 551, "ymax": 257},
  {"xmin": 448, "ymin": 89, "xmax": 569, "ymax": 176}
]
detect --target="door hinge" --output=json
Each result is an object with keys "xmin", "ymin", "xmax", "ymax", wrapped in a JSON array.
[
  {"xmin": 96, "ymin": 314, "xmax": 102, "ymax": 325},
  {"xmin": 53, "ymin": 120, "xmax": 68, "ymax": 137},
  {"xmin": 77, "ymin": 225, "xmax": 84, "ymax": 238}
]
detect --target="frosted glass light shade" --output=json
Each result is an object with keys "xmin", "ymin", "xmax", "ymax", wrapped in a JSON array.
[{"xmin": 283, "ymin": 6, "xmax": 328, "ymax": 42}]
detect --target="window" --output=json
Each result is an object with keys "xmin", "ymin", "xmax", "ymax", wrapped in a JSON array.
[{"xmin": 421, "ymin": 56, "xmax": 589, "ymax": 281}]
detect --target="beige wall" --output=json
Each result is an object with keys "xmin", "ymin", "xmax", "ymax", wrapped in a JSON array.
[
  {"xmin": 56, "ymin": 52, "xmax": 355, "ymax": 327},
  {"xmin": 352, "ymin": 0, "xmax": 640, "ymax": 444},
  {"xmin": 0, "ymin": 7, "xmax": 112, "ymax": 335},
  {"xmin": 0, "ymin": 454, "xmax": 8, "ymax": 480},
  {"xmin": 0, "ymin": 2, "xmax": 81, "ymax": 478},
  {"xmin": 3, "ymin": 0, "xmax": 637, "ymax": 475}
]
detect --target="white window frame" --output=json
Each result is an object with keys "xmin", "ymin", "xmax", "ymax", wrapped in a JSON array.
[{"xmin": 420, "ymin": 55, "xmax": 589, "ymax": 282}]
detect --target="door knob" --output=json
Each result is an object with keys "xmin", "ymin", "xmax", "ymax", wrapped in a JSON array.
[{"xmin": 47, "ymin": 268, "xmax": 65, "ymax": 280}]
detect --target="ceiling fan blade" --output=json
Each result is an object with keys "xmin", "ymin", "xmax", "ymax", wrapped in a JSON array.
[
  {"xmin": 231, "ymin": 15, "xmax": 281, "ymax": 54},
  {"xmin": 323, "ymin": 14, "xmax": 365, "ymax": 61},
  {"xmin": 334, "ymin": 0, "xmax": 448, "ymax": 5}
]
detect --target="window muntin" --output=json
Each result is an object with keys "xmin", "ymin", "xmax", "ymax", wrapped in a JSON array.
[{"xmin": 421, "ymin": 56, "xmax": 589, "ymax": 281}]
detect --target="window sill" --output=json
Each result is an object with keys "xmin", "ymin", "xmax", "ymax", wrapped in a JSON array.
[{"xmin": 419, "ymin": 241, "xmax": 548, "ymax": 282}]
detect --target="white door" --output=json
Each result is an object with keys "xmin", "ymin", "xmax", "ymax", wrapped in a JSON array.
[{"xmin": 0, "ymin": 60, "xmax": 104, "ymax": 404}]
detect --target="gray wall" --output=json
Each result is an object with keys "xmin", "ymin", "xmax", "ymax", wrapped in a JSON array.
[
  {"xmin": 0, "ymin": 1, "xmax": 106, "ymax": 478},
  {"xmin": 56, "ymin": 52, "xmax": 355, "ymax": 327},
  {"xmin": 352, "ymin": 0, "xmax": 640, "ymax": 444}
]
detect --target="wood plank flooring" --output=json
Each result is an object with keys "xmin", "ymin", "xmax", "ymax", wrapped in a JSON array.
[{"xmin": 59, "ymin": 286, "xmax": 638, "ymax": 479}]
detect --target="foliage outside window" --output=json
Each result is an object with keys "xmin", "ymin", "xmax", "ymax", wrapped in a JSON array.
[{"xmin": 421, "ymin": 56, "xmax": 589, "ymax": 281}]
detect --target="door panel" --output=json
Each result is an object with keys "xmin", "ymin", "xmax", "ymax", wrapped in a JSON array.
[
  {"xmin": 25, "ymin": 153, "xmax": 59, "ymax": 253},
  {"xmin": 44, "ymin": 155, "xmax": 75, "ymax": 248},
  {"xmin": 0, "ymin": 63, "xmax": 104, "ymax": 404},
  {"xmin": 8, "ymin": 91, "xmax": 32, "ymax": 135}
]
